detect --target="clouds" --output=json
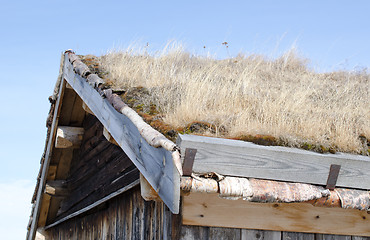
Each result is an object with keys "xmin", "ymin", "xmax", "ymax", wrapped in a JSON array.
[{"xmin": 0, "ymin": 180, "xmax": 35, "ymax": 240}]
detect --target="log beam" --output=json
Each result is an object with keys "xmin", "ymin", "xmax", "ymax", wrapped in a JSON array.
[
  {"xmin": 140, "ymin": 173, "xmax": 162, "ymax": 202},
  {"xmin": 82, "ymin": 102, "xmax": 94, "ymax": 115},
  {"xmin": 44, "ymin": 180, "xmax": 68, "ymax": 197},
  {"xmin": 55, "ymin": 126, "xmax": 84, "ymax": 148},
  {"xmin": 103, "ymin": 127, "xmax": 119, "ymax": 146}
]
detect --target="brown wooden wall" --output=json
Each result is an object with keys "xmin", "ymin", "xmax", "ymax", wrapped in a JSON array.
[
  {"xmin": 46, "ymin": 186, "xmax": 368, "ymax": 240},
  {"xmin": 45, "ymin": 113, "xmax": 368, "ymax": 240},
  {"xmin": 49, "ymin": 114, "xmax": 139, "ymax": 224}
]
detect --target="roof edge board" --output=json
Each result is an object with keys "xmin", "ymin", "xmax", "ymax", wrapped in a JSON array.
[
  {"xmin": 62, "ymin": 52, "xmax": 180, "ymax": 213},
  {"xmin": 177, "ymin": 134, "xmax": 370, "ymax": 190},
  {"xmin": 28, "ymin": 56, "xmax": 67, "ymax": 240}
]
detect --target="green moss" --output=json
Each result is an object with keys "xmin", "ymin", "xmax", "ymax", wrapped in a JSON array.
[
  {"xmin": 135, "ymin": 104, "xmax": 144, "ymax": 111},
  {"xmin": 301, "ymin": 142, "xmax": 313, "ymax": 150}
]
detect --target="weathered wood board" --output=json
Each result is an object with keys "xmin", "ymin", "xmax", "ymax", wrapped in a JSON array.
[
  {"xmin": 182, "ymin": 192, "xmax": 370, "ymax": 237},
  {"xmin": 47, "ymin": 186, "xmax": 365, "ymax": 240},
  {"xmin": 63, "ymin": 55, "xmax": 180, "ymax": 213},
  {"xmin": 177, "ymin": 134, "xmax": 370, "ymax": 190},
  {"xmin": 28, "ymin": 77, "xmax": 66, "ymax": 240}
]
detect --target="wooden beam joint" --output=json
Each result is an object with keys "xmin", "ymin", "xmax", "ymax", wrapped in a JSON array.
[
  {"xmin": 103, "ymin": 127, "xmax": 119, "ymax": 146},
  {"xmin": 82, "ymin": 102, "xmax": 94, "ymax": 115},
  {"xmin": 55, "ymin": 126, "xmax": 84, "ymax": 148},
  {"xmin": 140, "ymin": 173, "xmax": 162, "ymax": 202},
  {"xmin": 44, "ymin": 180, "xmax": 69, "ymax": 197}
]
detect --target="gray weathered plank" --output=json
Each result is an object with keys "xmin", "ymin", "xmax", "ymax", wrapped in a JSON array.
[
  {"xmin": 352, "ymin": 236, "xmax": 370, "ymax": 240},
  {"xmin": 180, "ymin": 225, "xmax": 209, "ymax": 240},
  {"xmin": 242, "ymin": 229, "xmax": 281, "ymax": 240},
  {"xmin": 44, "ymin": 180, "xmax": 139, "ymax": 229},
  {"xmin": 177, "ymin": 134, "xmax": 370, "ymax": 189},
  {"xmin": 209, "ymin": 227, "xmax": 241, "ymax": 240},
  {"xmin": 27, "ymin": 77, "xmax": 66, "ymax": 240},
  {"xmin": 282, "ymin": 232, "xmax": 314, "ymax": 240},
  {"xmin": 315, "ymin": 234, "xmax": 352, "ymax": 240},
  {"xmin": 63, "ymin": 54, "xmax": 180, "ymax": 213}
]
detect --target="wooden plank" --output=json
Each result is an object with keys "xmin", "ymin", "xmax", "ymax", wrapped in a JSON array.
[
  {"xmin": 140, "ymin": 173, "xmax": 162, "ymax": 201},
  {"xmin": 44, "ymin": 179, "xmax": 139, "ymax": 229},
  {"xmin": 177, "ymin": 134, "xmax": 370, "ymax": 190},
  {"xmin": 37, "ymin": 194, "xmax": 52, "ymax": 227},
  {"xmin": 315, "ymin": 234, "xmax": 352, "ymax": 240},
  {"xmin": 179, "ymin": 225, "xmax": 209, "ymax": 240},
  {"xmin": 209, "ymin": 227, "xmax": 241, "ymax": 240},
  {"xmin": 352, "ymin": 236, "xmax": 370, "ymax": 240},
  {"xmin": 46, "ymin": 165, "xmax": 57, "ymax": 180},
  {"xmin": 57, "ymin": 88, "xmax": 76, "ymax": 126},
  {"xmin": 103, "ymin": 127, "xmax": 119, "ymax": 146},
  {"xmin": 28, "ymin": 77, "xmax": 66, "ymax": 240},
  {"xmin": 63, "ymin": 54, "xmax": 180, "ymax": 213},
  {"xmin": 55, "ymin": 126, "xmax": 84, "ymax": 148},
  {"xmin": 55, "ymin": 148, "xmax": 73, "ymax": 179},
  {"xmin": 182, "ymin": 192, "xmax": 370, "ymax": 237},
  {"xmin": 58, "ymin": 160, "xmax": 137, "ymax": 217},
  {"xmin": 46, "ymin": 148, "xmax": 74, "ymax": 224},
  {"xmin": 69, "ymin": 94, "xmax": 86, "ymax": 127},
  {"xmin": 242, "ymin": 229, "xmax": 281, "ymax": 240},
  {"xmin": 282, "ymin": 232, "xmax": 314, "ymax": 240},
  {"xmin": 44, "ymin": 180, "xmax": 68, "ymax": 197},
  {"xmin": 82, "ymin": 101, "xmax": 94, "ymax": 115}
]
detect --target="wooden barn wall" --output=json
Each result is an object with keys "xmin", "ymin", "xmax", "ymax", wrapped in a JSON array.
[
  {"xmin": 49, "ymin": 114, "xmax": 139, "ymax": 224},
  {"xmin": 46, "ymin": 186, "xmax": 368, "ymax": 240}
]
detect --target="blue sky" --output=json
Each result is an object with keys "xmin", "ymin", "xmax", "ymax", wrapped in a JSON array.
[{"xmin": 0, "ymin": 1, "xmax": 369, "ymax": 239}]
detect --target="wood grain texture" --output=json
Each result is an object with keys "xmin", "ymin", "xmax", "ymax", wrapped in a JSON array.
[
  {"xmin": 182, "ymin": 192, "xmax": 370, "ymax": 237},
  {"xmin": 209, "ymin": 227, "xmax": 241, "ymax": 240},
  {"xmin": 179, "ymin": 225, "xmax": 210, "ymax": 240},
  {"xmin": 282, "ymin": 232, "xmax": 314, "ymax": 240},
  {"xmin": 28, "ymin": 78, "xmax": 66, "ymax": 240},
  {"xmin": 177, "ymin": 134, "xmax": 370, "ymax": 190},
  {"xmin": 46, "ymin": 186, "xmax": 361, "ymax": 240},
  {"xmin": 352, "ymin": 236, "xmax": 370, "ymax": 240},
  {"xmin": 315, "ymin": 234, "xmax": 352, "ymax": 240},
  {"xmin": 55, "ymin": 126, "xmax": 84, "ymax": 148},
  {"xmin": 63, "ymin": 55, "xmax": 180, "ymax": 213},
  {"xmin": 242, "ymin": 229, "xmax": 281, "ymax": 240}
]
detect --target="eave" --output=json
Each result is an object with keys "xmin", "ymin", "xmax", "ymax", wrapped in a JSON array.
[
  {"xmin": 27, "ymin": 50, "xmax": 370, "ymax": 239},
  {"xmin": 27, "ymin": 51, "xmax": 182, "ymax": 240}
]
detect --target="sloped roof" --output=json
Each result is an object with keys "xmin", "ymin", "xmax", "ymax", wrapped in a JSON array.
[
  {"xmin": 27, "ymin": 50, "xmax": 370, "ymax": 240},
  {"xmin": 98, "ymin": 48, "xmax": 370, "ymax": 155}
]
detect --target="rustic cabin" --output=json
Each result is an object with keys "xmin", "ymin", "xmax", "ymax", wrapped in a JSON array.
[{"xmin": 27, "ymin": 49, "xmax": 370, "ymax": 240}]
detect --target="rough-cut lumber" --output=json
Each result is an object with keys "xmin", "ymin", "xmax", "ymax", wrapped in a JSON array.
[
  {"xmin": 28, "ymin": 72, "xmax": 66, "ymax": 240},
  {"xmin": 46, "ymin": 185, "xmax": 361, "ymax": 240},
  {"xmin": 82, "ymin": 102, "xmax": 94, "ymax": 115},
  {"xmin": 55, "ymin": 126, "xmax": 84, "ymax": 148},
  {"xmin": 102, "ymin": 89, "xmax": 183, "ymax": 176},
  {"xmin": 44, "ymin": 180, "xmax": 68, "ymax": 197},
  {"xmin": 63, "ymin": 54, "xmax": 180, "ymax": 213},
  {"xmin": 282, "ymin": 232, "xmax": 315, "ymax": 240},
  {"xmin": 35, "ymin": 229, "xmax": 48, "ymax": 240},
  {"xmin": 177, "ymin": 134, "xmax": 370, "ymax": 190},
  {"xmin": 45, "ymin": 179, "xmax": 140, "ymax": 230},
  {"xmin": 103, "ymin": 127, "xmax": 118, "ymax": 146},
  {"xmin": 183, "ymin": 192, "xmax": 370, "ymax": 237},
  {"xmin": 140, "ymin": 173, "xmax": 162, "ymax": 201},
  {"xmin": 241, "ymin": 229, "xmax": 281, "ymax": 240}
]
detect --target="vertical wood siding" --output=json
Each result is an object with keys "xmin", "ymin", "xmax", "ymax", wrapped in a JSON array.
[{"xmin": 47, "ymin": 186, "xmax": 368, "ymax": 240}]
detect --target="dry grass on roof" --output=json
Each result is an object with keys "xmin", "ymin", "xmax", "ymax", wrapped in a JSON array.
[{"xmin": 98, "ymin": 45, "xmax": 370, "ymax": 154}]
